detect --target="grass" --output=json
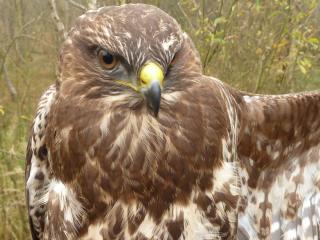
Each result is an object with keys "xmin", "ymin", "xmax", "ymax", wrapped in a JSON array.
[{"xmin": 0, "ymin": 53, "xmax": 54, "ymax": 239}]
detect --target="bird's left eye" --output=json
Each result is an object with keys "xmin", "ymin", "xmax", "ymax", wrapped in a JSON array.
[{"xmin": 98, "ymin": 49, "xmax": 119, "ymax": 70}]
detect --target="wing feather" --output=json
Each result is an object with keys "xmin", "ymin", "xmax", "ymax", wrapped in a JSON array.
[
  {"xmin": 237, "ymin": 92, "xmax": 320, "ymax": 239},
  {"xmin": 25, "ymin": 85, "xmax": 56, "ymax": 239}
]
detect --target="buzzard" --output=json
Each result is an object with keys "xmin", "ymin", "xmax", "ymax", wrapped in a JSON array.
[{"xmin": 26, "ymin": 4, "xmax": 320, "ymax": 240}]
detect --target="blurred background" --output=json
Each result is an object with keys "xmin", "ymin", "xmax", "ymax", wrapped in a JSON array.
[{"xmin": 0, "ymin": 0, "xmax": 319, "ymax": 239}]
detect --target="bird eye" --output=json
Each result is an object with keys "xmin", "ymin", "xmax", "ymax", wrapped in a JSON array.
[{"xmin": 98, "ymin": 49, "xmax": 119, "ymax": 70}]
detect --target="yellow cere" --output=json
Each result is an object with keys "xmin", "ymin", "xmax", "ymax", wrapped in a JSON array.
[{"xmin": 139, "ymin": 62, "xmax": 164, "ymax": 88}]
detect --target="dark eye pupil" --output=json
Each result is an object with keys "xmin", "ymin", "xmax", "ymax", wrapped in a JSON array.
[{"xmin": 102, "ymin": 52, "xmax": 114, "ymax": 64}]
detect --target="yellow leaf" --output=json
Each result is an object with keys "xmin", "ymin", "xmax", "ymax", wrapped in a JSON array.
[
  {"xmin": 308, "ymin": 37, "xmax": 319, "ymax": 44},
  {"xmin": 213, "ymin": 17, "xmax": 227, "ymax": 27},
  {"xmin": 298, "ymin": 64, "xmax": 307, "ymax": 75},
  {"xmin": 255, "ymin": 48, "xmax": 263, "ymax": 55},
  {"xmin": 0, "ymin": 106, "xmax": 4, "ymax": 116},
  {"xmin": 273, "ymin": 39, "xmax": 289, "ymax": 49},
  {"xmin": 20, "ymin": 115, "xmax": 31, "ymax": 121}
]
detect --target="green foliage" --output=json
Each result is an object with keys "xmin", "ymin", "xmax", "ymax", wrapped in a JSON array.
[
  {"xmin": 174, "ymin": 0, "xmax": 320, "ymax": 93},
  {"xmin": 0, "ymin": 0, "xmax": 319, "ymax": 239}
]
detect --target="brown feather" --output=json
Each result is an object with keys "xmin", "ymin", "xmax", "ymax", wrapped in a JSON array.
[{"xmin": 26, "ymin": 4, "xmax": 320, "ymax": 240}]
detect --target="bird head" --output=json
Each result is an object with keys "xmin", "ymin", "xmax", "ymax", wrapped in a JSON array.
[{"xmin": 58, "ymin": 4, "xmax": 202, "ymax": 116}]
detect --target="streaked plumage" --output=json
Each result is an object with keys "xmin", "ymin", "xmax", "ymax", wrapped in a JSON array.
[{"xmin": 26, "ymin": 4, "xmax": 320, "ymax": 240}]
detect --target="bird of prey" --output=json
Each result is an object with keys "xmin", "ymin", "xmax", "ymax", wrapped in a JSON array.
[{"xmin": 25, "ymin": 4, "xmax": 320, "ymax": 240}]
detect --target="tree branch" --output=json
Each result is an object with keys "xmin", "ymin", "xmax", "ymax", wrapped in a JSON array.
[
  {"xmin": 2, "ymin": 64, "xmax": 17, "ymax": 100},
  {"xmin": 87, "ymin": 0, "xmax": 97, "ymax": 10},
  {"xmin": 67, "ymin": 0, "xmax": 86, "ymax": 11},
  {"xmin": 177, "ymin": 1, "xmax": 195, "ymax": 31},
  {"xmin": 0, "ymin": 10, "xmax": 44, "ymax": 100},
  {"xmin": 0, "ymin": 34, "xmax": 35, "ymax": 80},
  {"xmin": 49, "ymin": 0, "xmax": 67, "ymax": 40}
]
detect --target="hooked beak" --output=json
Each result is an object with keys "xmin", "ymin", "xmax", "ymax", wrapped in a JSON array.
[{"xmin": 139, "ymin": 62, "xmax": 164, "ymax": 116}]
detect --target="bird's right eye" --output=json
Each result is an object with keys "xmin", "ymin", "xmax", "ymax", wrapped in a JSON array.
[{"xmin": 98, "ymin": 49, "xmax": 119, "ymax": 70}]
